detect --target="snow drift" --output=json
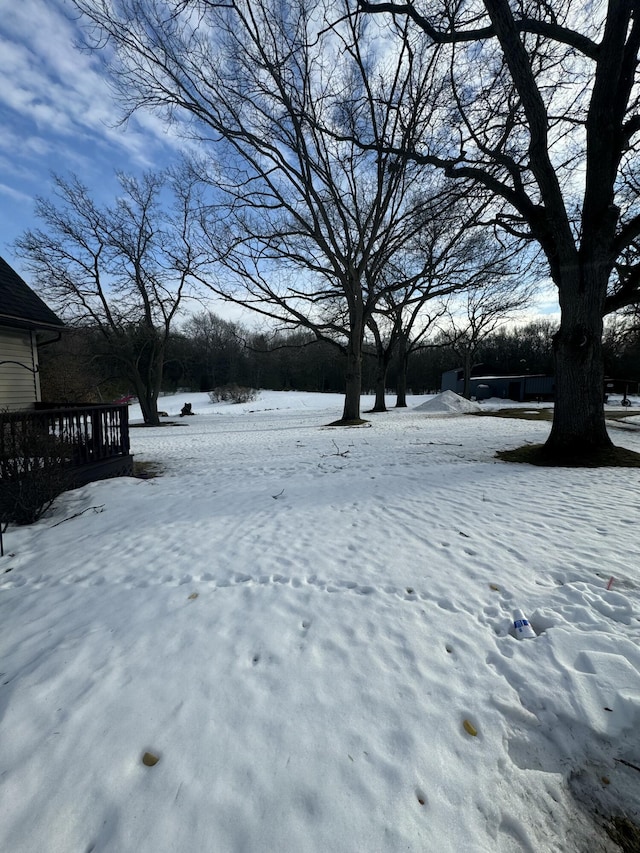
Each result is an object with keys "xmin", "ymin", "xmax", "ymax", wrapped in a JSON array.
[{"xmin": 415, "ymin": 389, "xmax": 481, "ymax": 414}]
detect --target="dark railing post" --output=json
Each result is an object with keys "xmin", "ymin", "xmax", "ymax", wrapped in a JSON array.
[
  {"xmin": 0, "ymin": 403, "xmax": 133, "ymax": 492},
  {"xmin": 118, "ymin": 404, "xmax": 130, "ymax": 456}
]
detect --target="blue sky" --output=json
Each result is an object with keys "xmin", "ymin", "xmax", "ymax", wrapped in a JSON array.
[{"xmin": 0, "ymin": 0, "xmax": 181, "ymax": 277}]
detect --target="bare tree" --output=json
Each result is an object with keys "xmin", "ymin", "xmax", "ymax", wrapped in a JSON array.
[
  {"xmin": 359, "ymin": 0, "xmax": 640, "ymax": 461},
  {"xmin": 368, "ymin": 204, "xmax": 528, "ymax": 408},
  {"xmin": 15, "ymin": 171, "xmax": 205, "ymax": 425},
  {"xmin": 179, "ymin": 311, "xmax": 244, "ymax": 391},
  {"xmin": 70, "ymin": 0, "xmax": 449, "ymax": 423},
  {"xmin": 437, "ymin": 278, "xmax": 533, "ymax": 399}
]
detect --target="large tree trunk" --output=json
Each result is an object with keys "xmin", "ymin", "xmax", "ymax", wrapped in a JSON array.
[
  {"xmin": 138, "ymin": 386, "xmax": 161, "ymax": 426},
  {"xmin": 369, "ymin": 347, "xmax": 392, "ymax": 412},
  {"xmin": 340, "ymin": 312, "xmax": 364, "ymax": 422},
  {"xmin": 545, "ymin": 275, "xmax": 611, "ymax": 456},
  {"xmin": 365, "ymin": 317, "xmax": 390, "ymax": 413},
  {"xmin": 129, "ymin": 345, "xmax": 163, "ymax": 426},
  {"xmin": 132, "ymin": 378, "xmax": 160, "ymax": 426},
  {"xmin": 370, "ymin": 365, "xmax": 387, "ymax": 412},
  {"xmin": 462, "ymin": 351, "xmax": 472, "ymax": 399},
  {"xmin": 341, "ymin": 347, "xmax": 362, "ymax": 421},
  {"xmin": 394, "ymin": 335, "xmax": 408, "ymax": 407}
]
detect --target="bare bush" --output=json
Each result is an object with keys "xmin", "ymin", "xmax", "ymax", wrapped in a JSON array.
[
  {"xmin": 208, "ymin": 385, "xmax": 258, "ymax": 404},
  {"xmin": 0, "ymin": 417, "xmax": 72, "ymax": 525}
]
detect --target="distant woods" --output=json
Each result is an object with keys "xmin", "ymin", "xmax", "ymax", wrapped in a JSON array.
[{"xmin": 35, "ymin": 312, "xmax": 640, "ymax": 405}]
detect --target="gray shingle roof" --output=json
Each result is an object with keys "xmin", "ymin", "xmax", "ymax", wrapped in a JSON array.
[{"xmin": 0, "ymin": 256, "xmax": 64, "ymax": 331}]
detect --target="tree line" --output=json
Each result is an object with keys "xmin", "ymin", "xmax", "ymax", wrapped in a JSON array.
[{"xmin": 37, "ymin": 311, "xmax": 640, "ymax": 407}]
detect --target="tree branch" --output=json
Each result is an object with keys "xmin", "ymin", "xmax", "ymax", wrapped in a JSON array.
[{"xmin": 357, "ymin": 1, "xmax": 599, "ymax": 59}]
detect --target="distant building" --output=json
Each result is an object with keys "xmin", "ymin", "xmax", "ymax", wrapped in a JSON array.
[
  {"xmin": 0, "ymin": 256, "xmax": 64, "ymax": 410},
  {"xmin": 604, "ymin": 378, "xmax": 640, "ymax": 399},
  {"xmin": 441, "ymin": 368, "xmax": 555, "ymax": 402}
]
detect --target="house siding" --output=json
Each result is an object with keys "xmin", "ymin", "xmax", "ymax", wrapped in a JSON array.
[{"xmin": 0, "ymin": 328, "xmax": 40, "ymax": 410}]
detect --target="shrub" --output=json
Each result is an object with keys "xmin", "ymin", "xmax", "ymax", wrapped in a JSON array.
[
  {"xmin": 0, "ymin": 417, "xmax": 72, "ymax": 525},
  {"xmin": 208, "ymin": 384, "xmax": 258, "ymax": 404}
]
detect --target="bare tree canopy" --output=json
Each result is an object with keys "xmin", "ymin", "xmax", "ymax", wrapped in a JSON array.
[
  {"xmin": 365, "ymin": 206, "xmax": 527, "ymax": 410},
  {"xmin": 15, "ymin": 170, "xmax": 206, "ymax": 425},
  {"xmin": 437, "ymin": 276, "xmax": 534, "ymax": 399},
  {"xmin": 358, "ymin": 0, "xmax": 640, "ymax": 460},
  {"xmin": 69, "ymin": 0, "xmax": 489, "ymax": 423}
]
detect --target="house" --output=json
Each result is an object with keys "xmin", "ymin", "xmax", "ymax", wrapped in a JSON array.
[
  {"xmin": 0, "ymin": 255, "xmax": 65, "ymax": 410},
  {"xmin": 441, "ymin": 368, "xmax": 555, "ymax": 401},
  {"xmin": 0, "ymin": 258, "xmax": 133, "ymax": 523}
]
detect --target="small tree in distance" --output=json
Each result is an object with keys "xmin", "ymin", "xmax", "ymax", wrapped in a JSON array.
[
  {"xmin": 15, "ymin": 171, "xmax": 207, "ymax": 425},
  {"xmin": 440, "ymin": 279, "xmax": 531, "ymax": 399},
  {"xmin": 437, "ymin": 278, "xmax": 533, "ymax": 399}
]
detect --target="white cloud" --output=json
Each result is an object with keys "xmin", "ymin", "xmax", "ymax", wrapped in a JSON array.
[
  {"xmin": 0, "ymin": 0, "xmax": 182, "ymax": 168},
  {"xmin": 0, "ymin": 0, "xmax": 190, "ymax": 246},
  {"xmin": 530, "ymin": 279, "xmax": 560, "ymax": 318},
  {"xmin": 514, "ymin": 279, "xmax": 561, "ymax": 326},
  {"xmin": 0, "ymin": 182, "xmax": 33, "ymax": 204}
]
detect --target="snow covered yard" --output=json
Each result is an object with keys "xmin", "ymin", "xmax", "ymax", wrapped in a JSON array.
[{"xmin": 1, "ymin": 391, "xmax": 639, "ymax": 852}]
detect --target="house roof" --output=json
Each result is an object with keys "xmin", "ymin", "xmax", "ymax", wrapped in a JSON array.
[{"xmin": 0, "ymin": 256, "xmax": 64, "ymax": 331}]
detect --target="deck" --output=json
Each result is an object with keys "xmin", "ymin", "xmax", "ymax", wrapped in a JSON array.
[{"xmin": 0, "ymin": 403, "xmax": 133, "ymax": 522}]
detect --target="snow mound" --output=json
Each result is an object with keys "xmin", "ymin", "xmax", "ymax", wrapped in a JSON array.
[{"xmin": 415, "ymin": 390, "xmax": 481, "ymax": 414}]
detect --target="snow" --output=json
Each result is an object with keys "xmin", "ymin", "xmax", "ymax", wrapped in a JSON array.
[
  {"xmin": 1, "ymin": 391, "xmax": 639, "ymax": 852},
  {"xmin": 415, "ymin": 389, "xmax": 482, "ymax": 413}
]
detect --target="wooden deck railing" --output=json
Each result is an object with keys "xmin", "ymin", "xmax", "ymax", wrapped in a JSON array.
[{"xmin": 0, "ymin": 403, "xmax": 132, "ymax": 482}]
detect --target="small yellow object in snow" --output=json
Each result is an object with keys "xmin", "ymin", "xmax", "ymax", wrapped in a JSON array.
[
  {"xmin": 142, "ymin": 752, "xmax": 160, "ymax": 766},
  {"xmin": 188, "ymin": 592, "xmax": 199, "ymax": 600},
  {"xmin": 489, "ymin": 584, "xmax": 500, "ymax": 591},
  {"xmin": 463, "ymin": 719, "xmax": 478, "ymax": 737}
]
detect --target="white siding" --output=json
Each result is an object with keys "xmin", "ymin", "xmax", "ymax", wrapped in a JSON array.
[{"xmin": 0, "ymin": 328, "xmax": 39, "ymax": 410}]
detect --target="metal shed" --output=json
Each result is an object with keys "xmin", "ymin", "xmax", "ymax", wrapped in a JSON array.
[{"xmin": 441, "ymin": 369, "xmax": 555, "ymax": 401}]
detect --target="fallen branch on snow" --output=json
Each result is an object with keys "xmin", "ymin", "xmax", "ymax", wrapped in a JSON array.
[{"xmin": 50, "ymin": 505, "xmax": 105, "ymax": 528}]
